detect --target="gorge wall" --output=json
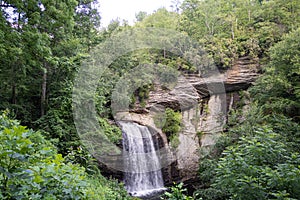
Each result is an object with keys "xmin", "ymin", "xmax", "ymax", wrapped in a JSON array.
[{"xmin": 107, "ymin": 56, "xmax": 260, "ymax": 185}]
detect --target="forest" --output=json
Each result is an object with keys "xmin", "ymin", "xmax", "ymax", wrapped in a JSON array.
[{"xmin": 0, "ymin": 0, "xmax": 300, "ymax": 199}]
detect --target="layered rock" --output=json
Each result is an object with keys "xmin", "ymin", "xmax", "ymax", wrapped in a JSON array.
[
  {"xmin": 126, "ymin": 56, "xmax": 260, "ymax": 184},
  {"xmin": 106, "ymin": 56, "xmax": 260, "ymax": 185}
]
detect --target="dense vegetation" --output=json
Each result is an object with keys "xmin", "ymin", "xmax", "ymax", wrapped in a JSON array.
[
  {"xmin": 194, "ymin": 19, "xmax": 300, "ymax": 200},
  {"xmin": 0, "ymin": 111, "xmax": 130, "ymax": 199},
  {"xmin": 1, "ymin": 0, "xmax": 300, "ymax": 199}
]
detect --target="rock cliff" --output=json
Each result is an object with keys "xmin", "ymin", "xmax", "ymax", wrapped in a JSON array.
[{"xmin": 111, "ymin": 56, "xmax": 260, "ymax": 185}]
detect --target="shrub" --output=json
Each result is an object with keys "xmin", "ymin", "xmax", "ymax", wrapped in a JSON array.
[
  {"xmin": 98, "ymin": 117, "xmax": 122, "ymax": 144},
  {"xmin": 0, "ymin": 111, "xmax": 131, "ymax": 200},
  {"xmin": 162, "ymin": 108, "xmax": 182, "ymax": 138},
  {"xmin": 0, "ymin": 112, "xmax": 87, "ymax": 199},
  {"xmin": 155, "ymin": 108, "xmax": 182, "ymax": 148},
  {"xmin": 162, "ymin": 182, "xmax": 195, "ymax": 200},
  {"xmin": 213, "ymin": 127, "xmax": 300, "ymax": 200}
]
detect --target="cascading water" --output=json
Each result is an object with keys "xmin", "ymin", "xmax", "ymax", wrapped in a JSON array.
[{"xmin": 119, "ymin": 121, "xmax": 165, "ymax": 198}]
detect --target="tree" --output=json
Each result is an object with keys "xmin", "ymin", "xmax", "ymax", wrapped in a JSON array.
[
  {"xmin": 0, "ymin": 0, "xmax": 103, "ymax": 158},
  {"xmin": 179, "ymin": 0, "xmax": 300, "ymax": 68},
  {"xmin": 136, "ymin": 8, "xmax": 179, "ymax": 29},
  {"xmin": 0, "ymin": 1, "xmax": 52, "ymax": 122},
  {"xmin": 250, "ymin": 28, "xmax": 300, "ymax": 120},
  {"xmin": 74, "ymin": 0, "xmax": 101, "ymax": 51},
  {"xmin": 135, "ymin": 11, "xmax": 147, "ymax": 22}
]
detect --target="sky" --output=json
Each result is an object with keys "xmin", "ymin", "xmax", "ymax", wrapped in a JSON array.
[{"xmin": 98, "ymin": 0, "xmax": 175, "ymax": 27}]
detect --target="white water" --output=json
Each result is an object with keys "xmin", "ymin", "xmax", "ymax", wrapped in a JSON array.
[{"xmin": 120, "ymin": 121, "xmax": 165, "ymax": 197}]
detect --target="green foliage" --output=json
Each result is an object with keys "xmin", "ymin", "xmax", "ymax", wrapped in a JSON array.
[
  {"xmin": 196, "ymin": 131, "xmax": 203, "ymax": 139},
  {"xmin": 195, "ymin": 99, "xmax": 300, "ymax": 199},
  {"xmin": 0, "ymin": 112, "xmax": 131, "ymax": 199},
  {"xmin": 64, "ymin": 146, "xmax": 99, "ymax": 175},
  {"xmin": 154, "ymin": 113, "xmax": 166, "ymax": 129},
  {"xmin": 157, "ymin": 65, "xmax": 179, "ymax": 88},
  {"xmin": 180, "ymin": 0, "xmax": 300, "ymax": 68},
  {"xmin": 35, "ymin": 108, "xmax": 79, "ymax": 157},
  {"xmin": 135, "ymin": 84, "xmax": 153, "ymax": 107},
  {"xmin": 136, "ymin": 8, "xmax": 179, "ymax": 29},
  {"xmin": 197, "ymin": 158, "xmax": 218, "ymax": 186},
  {"xmin": 0, "ymin": 112, "xmax": 84, "ymax": 199},
  {"xmin": 154, "ymin": 108, "xmax": 182, "ymax": 148},
  {"xmin": 135, "ymin": 11, "xmax": 148, "ymax": 22},
  {"xmin": 201, "ymin": 103, "xmax": 266, "ymax": 163},
  {"xmin": 2, "ymin": 1, "xmax": 300, "ymax": 199},
  {"xmin": 162, "ymin": 108, "xmax": 182, "ymax": 137},
  {"xmin": 213, "ymin": 127, "xmax": 300, "ymax": 200},
  {"xmin": 250, "ymin": 28, "xmax": 300, "ymax": 120},
  {"xmin": 194, "ymin": 188, "xmax": 225, "ymax": 200},
  {"xmin": 265, "ymin": 114, "xmax": 300, "ymax": 152},
  {"xmin": 163, "ymin": 108, "xmax": 182, "ymax": 148},
  {"xmin": 84, "ymin": 175, "xmax": 131, "ymax": 200},
  {"xmin": 98, "ymin": 117, "xmax": 122, "ymax": 144},
  {"xmin": 226, "ymin": 103, "xmax": 266, "ymax": 137},
  {"xmin": 153, "ymin": 108, "xmax": 182, "ymax": 148},
  {"xmin": 74, "ymin": 0, "xmax": 101, "ymax": 50},
  {"xmin": 170, "ymin": 133, "xmax": 180, "ymax": 149},
  {"xmin": 0, "ymin": 0, "xmax": 101, "ymax": 125},
  {"xmin": 162, "ymin": 182, "xmax": 195, "ymax": 200}
]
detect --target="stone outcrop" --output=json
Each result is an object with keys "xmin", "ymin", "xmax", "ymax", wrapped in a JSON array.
[
  {"xmin": 108, "ymin": 56, "xmax": 260, "ymax": 185},
  {"xmin": 186, "ymin": 56, "xmax": 260, "ymax": 97}
]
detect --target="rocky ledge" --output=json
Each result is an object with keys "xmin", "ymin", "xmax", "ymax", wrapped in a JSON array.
[
  {"xmin": 101, "ymin": 56, "xmax": 260, "ymax": 186},
  {"xmin": 145, "ymin": 56, "xmax": 260, "ymax": 110},
  {"xmin": 129, "ymin": 56, "xmax": 260, "ymax": 184}
]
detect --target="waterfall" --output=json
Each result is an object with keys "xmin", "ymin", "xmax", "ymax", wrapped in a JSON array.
[{"xmin": 119, "ymin": 121, "xmax": 165, "ymax": 197}]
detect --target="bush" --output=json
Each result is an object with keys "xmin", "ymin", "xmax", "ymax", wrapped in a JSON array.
[
  {"xmin": 162, "ymin": 108, "xmax": 182, "ymax": 138},
  {"xmin": 154, "ymin": 108, "xmax": 182, "ymax": 148},
  {"xmin": 212, "ymin": 127, "xmax": 300, "ymax": 200},
  {"xmin": 98, "ymin": 117, "xmax": 122, "ymax": 144},
  {"xmin": 162, "ymin": 182, "xmax": 195, "ymax": 200},
  {"xmin": 0, "ymin": 111, "xmax": 131, "ymax": 200},
  {"xmin": 0, "ymin": 112, "xmax": 86, "ymax": 199}
]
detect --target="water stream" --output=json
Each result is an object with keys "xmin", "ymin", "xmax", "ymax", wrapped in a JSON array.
[{"xmin": 119, "ymin": 121, "xmax": 165, "ymax": 198}]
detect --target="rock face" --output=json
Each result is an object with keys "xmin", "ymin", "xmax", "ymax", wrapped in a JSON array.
[{"xmin": 115, "ymin": 56, "xmax": 260, "ymax": 185}]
